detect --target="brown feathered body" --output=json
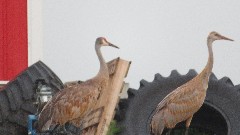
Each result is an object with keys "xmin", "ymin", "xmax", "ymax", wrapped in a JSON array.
[
  {"xmin": 37, "ymin": 37, "xmax": 117, "ymax": 132},
  {"xmin": 38, "ymin": 75, "xmax": 108, "ymax": 131},
  {"xmin": 151, "ymin": 69, "xmax": 209, "ymax": 135},
  {"xmin": 151, "ymin": 31, "xmax": 233, "ymax": 135}
]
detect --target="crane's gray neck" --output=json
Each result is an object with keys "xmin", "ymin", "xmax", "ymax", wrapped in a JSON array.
[
  {"xmin": 95, "ymin": 45, "xmax": 109, "ymax": 77},
  {"xmin": 200, "ymin": 37, "xmax": 214, "ymax": 85},
  {"xmin": 206, "ymin": 37, "xmax": 214, "ymax": 74}
]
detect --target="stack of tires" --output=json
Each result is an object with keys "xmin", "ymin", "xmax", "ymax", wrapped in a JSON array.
[
  {"xmin": 0, "ymin": 61, "xmax": 63, "ymax": 135},
  {"xmin": 1, "ymin": 64, "xmax": 240, "ymax": 135}
]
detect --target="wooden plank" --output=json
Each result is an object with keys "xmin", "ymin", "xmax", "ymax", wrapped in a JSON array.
[
  {"xmin": 96, "ymin": 58, "xmax": 131, "ymax": 135},
  {"xmin": 81, "ymin": 58, "xmax": 131, "ymax": 135},
  {"xmin": 120, "ymin": 83, "xmax": 129, "ymax": 98}
]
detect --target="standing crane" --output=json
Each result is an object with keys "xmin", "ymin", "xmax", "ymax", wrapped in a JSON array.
[
  {"xmin": 37, "ymin": 37, "xmax": 119, "ymax": 133},
  {"xmin": 151, "ymin": 31, "xmax": 234, "ymax": 135}
]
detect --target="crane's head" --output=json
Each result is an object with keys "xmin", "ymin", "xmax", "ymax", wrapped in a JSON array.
[
  {"xmin": 208, "ymin": 31, "xmax": 234, "ymax": 42},
  {"xmin": 95, "ymin": 37, "xmax": 119, "ymax": 49}
]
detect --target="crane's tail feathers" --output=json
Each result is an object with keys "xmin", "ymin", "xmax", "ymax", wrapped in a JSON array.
[
  {"xmin": 41, "ymin": 119, "xmax": 53, "ymax": 131},
  {"xmin": 37, "ymin": 101, "xmax": 54, "ymax": 132},
  {"xmin": 151, "ymin": 112, "xmax": 165, "ymax": 135}
]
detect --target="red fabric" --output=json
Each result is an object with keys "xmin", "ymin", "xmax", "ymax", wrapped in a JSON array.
[{"xmin": 0, "ymin": 0, "xmax": 28, "ymax": 81}]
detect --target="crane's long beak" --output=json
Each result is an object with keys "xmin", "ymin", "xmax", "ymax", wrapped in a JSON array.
[
  {"xmin": 109, "ymin": 43, "xmax": 119, "ymax": 49},
  {"xmin": 220, "ymin": 35, "xmax": 234, "ymax": 41}
]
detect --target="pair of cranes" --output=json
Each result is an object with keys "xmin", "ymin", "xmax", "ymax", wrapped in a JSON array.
[{"xmin": 37, "ymin": 32, "xmax": 234, "ymax": 135}]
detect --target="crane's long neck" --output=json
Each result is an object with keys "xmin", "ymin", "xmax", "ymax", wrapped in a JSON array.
[
  {"xmin": 199, "ymin": 38, "xmax": 214, "ymax": 88},
  {"xmin": 95, "ymin": 45, "xmax": 109, "ymax": 78}
]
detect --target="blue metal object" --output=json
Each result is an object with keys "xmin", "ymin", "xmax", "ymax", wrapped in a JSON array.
[
  {"xmin": 27, "ymin": 79, "xmax": 53, "ymax": 135},
  {"xmin": 28, "ymin": 115, "xmax": 37, "ymax": 135}
]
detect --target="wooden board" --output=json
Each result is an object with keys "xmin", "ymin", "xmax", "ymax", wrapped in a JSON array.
[{"xmin": 81, "ymin": 58, "xmax": 131, "ymax": 135}]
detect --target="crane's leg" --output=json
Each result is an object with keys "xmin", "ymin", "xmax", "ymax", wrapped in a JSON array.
[
  {"xmin": 185, "ymin": 116, "xmax": 193, "ymax": 135},
  {"xmin": 166, "ymin": 129, "xmax": 172, "ymax": 135}
]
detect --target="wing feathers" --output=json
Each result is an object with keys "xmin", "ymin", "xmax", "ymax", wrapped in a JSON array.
[
  {"xmin": 38, "ymin": 84, "xmax": 99, "ymax": 131},
  {"xmin": 152, "ymin": 79, "xmax": 206, "ymax": 130}
]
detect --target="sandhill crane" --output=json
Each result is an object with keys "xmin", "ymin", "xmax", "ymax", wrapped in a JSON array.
[
  {"xmin": 37, "ymin": 37, "xmax": 119, "ymax": 133},
  {"xmin": 151, "ymin": 31, "xmax": 234, "ymax": 135}
]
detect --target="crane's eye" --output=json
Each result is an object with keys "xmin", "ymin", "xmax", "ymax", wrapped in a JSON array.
[{"xmin": 102, "ymin": 37, "xmax": 106, "ymax": 41}]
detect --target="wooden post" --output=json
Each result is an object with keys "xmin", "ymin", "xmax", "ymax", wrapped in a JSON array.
[
  {"xmin": 96, "ymin": 58, "xmax": 130, "ymax": 135},
  {"xmin": 81, "ymin": 58, "xmax": 131, "ymax": 135}
]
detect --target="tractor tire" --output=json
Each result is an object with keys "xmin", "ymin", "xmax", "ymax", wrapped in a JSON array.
[
  {"xmin": 116, "ymin": 69, "xmax": 240, "ymax": 135},
  {"xmin": 0, "ymin": 61, "xmax": 63, "ymax": 135}
]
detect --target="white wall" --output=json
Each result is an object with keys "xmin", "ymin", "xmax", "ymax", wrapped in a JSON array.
[
  {"xmin": 43, "ymin": 0, "xmax": 240, "ymax": 89},
  {"xmin": 28, "ymin": 0, "xmax": 43, "ymax": 65}
]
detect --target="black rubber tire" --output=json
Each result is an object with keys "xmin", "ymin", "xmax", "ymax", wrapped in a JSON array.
[
  {"xmin": 0, "ymin": 61, "xmax": 63, "ymax": 135},
  {"xmin": 116, "ymin": 69, "xmax": 240, "ymax": 135}
]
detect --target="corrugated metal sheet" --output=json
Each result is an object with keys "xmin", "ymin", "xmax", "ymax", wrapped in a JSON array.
[{"xmin": 0, "ymin": 0, "xmax": 28, "ymax": 81}]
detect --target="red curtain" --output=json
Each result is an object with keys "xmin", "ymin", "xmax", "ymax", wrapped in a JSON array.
[{"xmin": 0, "ymin": 0, "xmax": 28, "ymax": 81}]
